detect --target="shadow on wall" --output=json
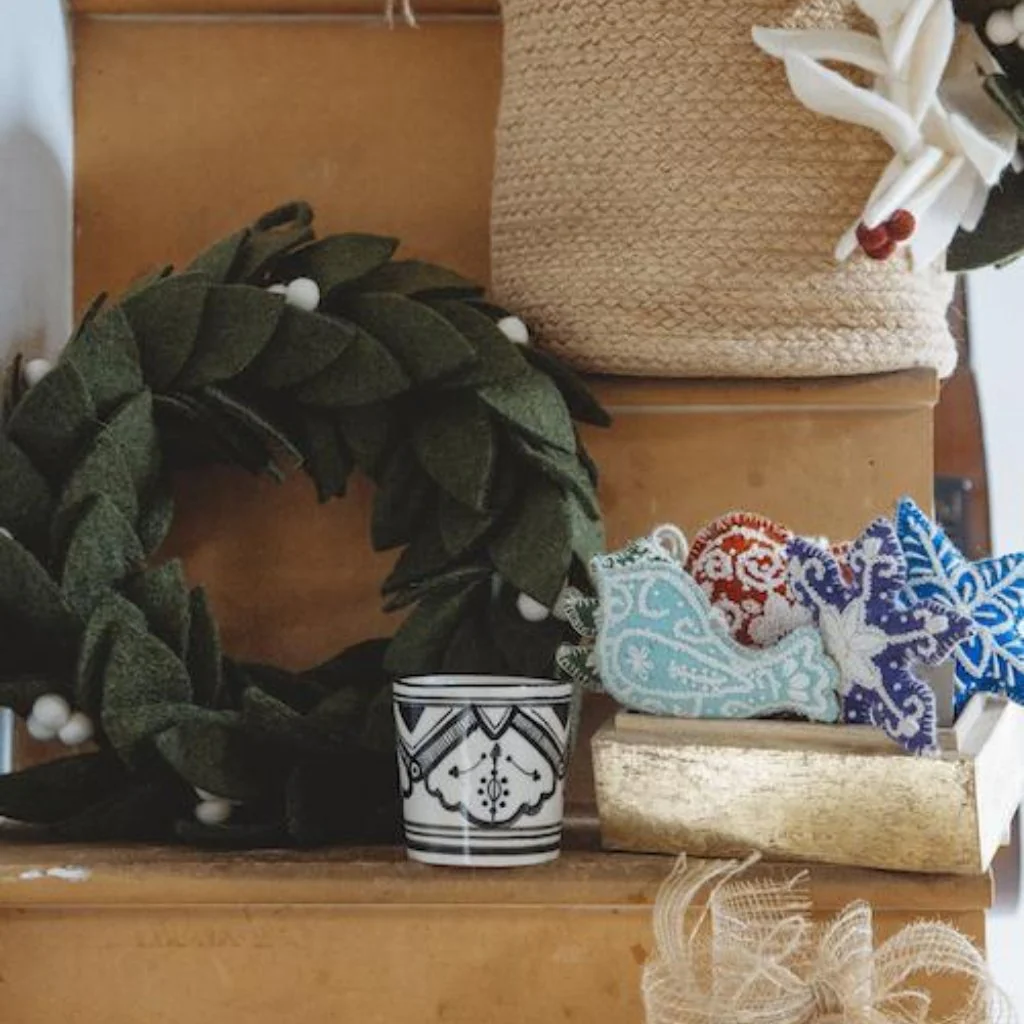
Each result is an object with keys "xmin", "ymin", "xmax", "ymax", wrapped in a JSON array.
[{"xmin": 0, "ymin": 123, "xmax": 71, "ymax": 362}]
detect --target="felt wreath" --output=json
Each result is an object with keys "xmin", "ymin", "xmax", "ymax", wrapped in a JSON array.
[{"xmin": 0, "ymin": 203, "xmax": 608, "ymax": 846}]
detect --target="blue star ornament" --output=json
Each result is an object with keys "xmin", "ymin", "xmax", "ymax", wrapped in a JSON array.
[
  {"xmin": 896, "ymin": 496, "xmax": 1024, "ymax": 709},
  {"xmin": 787, "ymin": 519, "xmax": 975, "ymax": 754}
]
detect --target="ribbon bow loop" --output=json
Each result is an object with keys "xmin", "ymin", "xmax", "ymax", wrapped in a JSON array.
[{"xmin": 643, "ymin": 855, "xmax": 1014, "ymax": 1024}]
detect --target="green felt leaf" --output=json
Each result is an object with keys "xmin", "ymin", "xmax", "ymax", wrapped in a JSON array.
[
  {"xmin": 479, "ymin": 370, "xmax": 578, "ymax": 454},
  {"xmin": 512, "ymin": 436, "xmax": 600, "ymax": 519},
  {"xmin": 0, "ymin": 534, "xmax": 81, "ymax": 652},
  {"xmin": 121, "ymin": 265, "xmax": 174, "ymax": 302},
  {"xmin": 522, "ymin": 346, "xmax": 612, "ymax": 428},
  {"xmin": 0, "ymin": 752, "xmax": 129, "ymax": 824},
  {"xmin": 2, "ymin": 354, "xmax": 25, "ymax": 425},
  {"xmin": 382, "ymin": 518, "xmax": 456, "ymax": 595},
  {"xmin": 155, "ymin": 717, "xmax": 271, "ymax": 802},
  {"xmin": 430, "ymin": 299, "xmax": 531, "ymax": 389},
  {"xmin": 306, "ymin": 638, "xmax": 391, "ymax": 694},
  {"xmin": 949, "ymin": 168, "xmax": 1024, "ymax": 271},
  {"xmin": 233, "ymin": 202, "xmax": 316, "ymax": 283},
  {"xmin": 413, "ymin": 395, "xmax": 495, "ymax": 511},
  {"xmin": 186, "ymin": 229, "xmax": 247, "ymax": 284},
  {"xmin": 155, "ymin": 393, "xmax": 277, "ymax": 478},
  {"xmin": 0, "ymin": 675, "xmax": 63, "ymax": 718},
  {"xmin": 371, "ymin": 443, "xmax": 435, "ymax": 551},
  {"xmin": 298, "ymin": 411, "xmax": 353, "ymax": 501},
  {"xmin": 63, "ymin": 305, "xmax": 145, "ymax": 417},
  {"xmin": 76, "ymin": 592, "xmax": 149, "ymax": 717},
  {"xmin": 355, "ymin": 260, "xmax": 483, "ymax": 298},
  {"xmin": 101, "ymin": 389, "xmax": 160, "ymax": 495},
  {"xmin": 187, "ymin": 587, "xmax": 223, "ymax": 708},
  {"xmin": 122, "ymin": 561, "xmax": 192, "ymax": 658},
  {"xmin": 343, "ymin": 293, "xmax": 478, "ymax": 384},
  {"xmin": 0, "ymin": 435, "xmax": 52, "ymax": 553},
  {"xmin": 7, "ymin": 360, "xmax": 96, "ymax": 480},
  {"xmin": 442, "ymin": 605, "xmax": 506, "ymax": 675},
  {"xmin": 137, "ymin": 480, "xmax": 175, "ymax": 556},
  {"xmin": 174, "ymin": 286, "xmax": 285, "ymax": 389},
  {"xmin": 122, "ymin": 273, "xmax": 209, "ymax": 389},
  {"xmin": 240, "ymin": 686, "xmax": 324, "ymax": 751},
  {"xmin": 100, "ymin": 617, "xmax": 195, "ymax": 760},
  {"xmin": 55, "ymin": 429, "xmax": 139, "ymax": 535},
  {"xmin": 382, "ymin": 563, "xmax": 491, "ymax": 613},
  {"xmin": 489, "ymin": 479, "xmax": 572, "ymax": 605},
  {"xmin": 247, "ymin": 307, "xmax": 356, "ymax": 390},
  {"xmin": 175, "ymin": 816, "xmax": 287, "ymax": 849},
  {"xmin": 283, "ymin": 234, "xmax": 398, "ymax": 297},
  {"xmin": 199, "ymin": 386, "xmax": 302, "ymax": 468},
  {"xmin": 383, "ymin": 581, "xmax": 488, "ymax": 676},
  {"xmin": 294, "ymin": 325, "xmax": 410, "ymax": 407},
  {"xmin": 438, "ymin": 492, "xmax": 496, "ymax": 558},
  {"xmin": 334, "ymin": 403, "xmax": 394, "ymax": 474},
  {"xmin": 51, "ymin": 779, "xmax": 179, "ymax": 843},
  {"xmin": 489, "ymin": 581, "xmax": 564, "ymax": 677},
  {"xmin": 567, "ymin": 493, "xmax": 606, "ymax": 568},
  {"xmin": 60, "ymin": 495, "xmax": 145, "ymax": 620}
]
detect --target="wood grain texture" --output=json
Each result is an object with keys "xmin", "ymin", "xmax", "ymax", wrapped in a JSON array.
[
  {"xmin": 73, "ymin": 1, "xmax": 497, "ymax": 13},
  {"xmin": 73, "ymin": 17, "xmax": 501, "ymax": 306},
  {"xmin": 0, "ymin": 846, "xmax": 988, "ymax": 1023},
  {"xmin": 592, "ymin": 697, "xmax": 1024, "ymax": 875}
]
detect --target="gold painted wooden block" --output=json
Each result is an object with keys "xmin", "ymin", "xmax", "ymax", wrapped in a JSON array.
[
  {"xmin": 592, "ymin": 694, "xmax": 1024, "ymax": 875},
  {"xmin": 0, "ymin": 843, "xmax": 990, "ymax": 1024}
]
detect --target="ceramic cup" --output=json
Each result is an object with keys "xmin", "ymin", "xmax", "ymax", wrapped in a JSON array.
[{"xmin": 393, "ymin": 676, "xmax": 572, "ymax": 867}]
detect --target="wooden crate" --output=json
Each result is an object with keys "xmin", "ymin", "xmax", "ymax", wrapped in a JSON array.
[
  {"xmin": 0, "ymin": 842, "xmax": 991, "ymax": 1024},
  {"xmin": 592, "ymin": 694, "xmax": 1024, "ymax": 875}
]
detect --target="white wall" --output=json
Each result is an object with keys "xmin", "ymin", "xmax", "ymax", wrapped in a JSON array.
[
  {"xmin": 967, "ymin": 264, "xmax": 1024, "ymax": 1005},
  {"xmin": 0, "ymin": 0, "xmax": 73, "ymax": 362}
]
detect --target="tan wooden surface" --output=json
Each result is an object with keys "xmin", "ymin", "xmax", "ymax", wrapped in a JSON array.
[
  {"xmin": 0, "ymin": 845, "xmax": 990, "ymax": 1024},
  {"xmin": 73, "ymin": 0, "xmax": 497, "ymax": 13}
]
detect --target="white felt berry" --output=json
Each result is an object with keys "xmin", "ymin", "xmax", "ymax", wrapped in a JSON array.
[
  {"xmin": 285, "ymin": 277, "xmax": 321, "ymax": 312},
  {"xmin": 31, "ymin": 694, "xmax": 71, "ymax": 731},
  {"xmin": 987, "ymin": 8, "xmax": 1018, "ymax": 44},
  {"xmin": 195, "ymin": 798, "xmax": 233, "ymax": 826},
  {"xmin": 1013, "ymin": 2, "xmax": 1024, "ymax": 31},
  {"xmin": 23, "ymin": 359, "xmax": 53, "ymax": 388},
  {"xmin": 267, "ymin": 283, "xmax": 288, "ymax": 296},
  {"xmin": 0, "ymin": 528, "xmax": 11, "ymax": 540},
  {"xmin": 58, "ymin": 712, "xmax": 95, "ymax": 746},
  {"xmin": 497, "ymin": 316, "xmax": 530, "ymax": 345},
  {"xmin": 26, "ymin": 716, "xmax": 58, "ymax": 742},
  {"xmin": 516, "ymin": 592, "xmax": 550, "ymax": 623}
]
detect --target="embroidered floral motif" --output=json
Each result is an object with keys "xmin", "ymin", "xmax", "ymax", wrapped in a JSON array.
[
  {"xmin": 592, "ymin": 534, "xmax": 841, "ymax": 722},
  {"xmin": 897, "ymin": 496, "xmax": 1024, "ymax": 710},
  {"xmin": 787, "ymin": 518, "xmax": 975, "ymax": 754},
  {"xmin": 687, "ymin": 511, "xmax": 847, "ymax": 648}
]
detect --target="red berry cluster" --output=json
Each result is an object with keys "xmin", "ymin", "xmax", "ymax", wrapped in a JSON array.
[{"xmin": 855, "ymin": 209, "xmax": 916, "ymax": 261}]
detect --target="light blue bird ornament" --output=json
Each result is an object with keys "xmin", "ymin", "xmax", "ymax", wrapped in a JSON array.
[{"xmin": 591, "ymin": 526, "xmax": 841, "ymax": 721}]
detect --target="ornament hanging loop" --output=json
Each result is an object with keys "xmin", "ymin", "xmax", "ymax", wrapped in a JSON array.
[{"xmin": 651, "ymin": 524, "xmax": 689, "ymax": 565}]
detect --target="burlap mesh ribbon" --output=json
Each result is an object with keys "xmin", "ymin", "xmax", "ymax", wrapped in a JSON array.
[
  {"xmin": 644, "ymin": 854, "xmax": 1016, "ymax": 1024},
  {"xmin": 491, "ymin": 0, "xmax": 957, "ymax": 379}
]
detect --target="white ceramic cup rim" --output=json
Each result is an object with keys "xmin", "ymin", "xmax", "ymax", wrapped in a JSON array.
[{"xmin": 393, "ymin": 675, "xmax": 571, "ymax": 703}]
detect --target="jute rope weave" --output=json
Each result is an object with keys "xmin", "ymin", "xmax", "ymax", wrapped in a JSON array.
[{"xmin": 491, "ymin": 0, "xmax": 958, "ymax": 379}]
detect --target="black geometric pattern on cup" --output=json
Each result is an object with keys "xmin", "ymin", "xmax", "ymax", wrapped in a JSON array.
[{"xmin": 395, "ymin": 704, "xmax": 567, "ymax": 829}]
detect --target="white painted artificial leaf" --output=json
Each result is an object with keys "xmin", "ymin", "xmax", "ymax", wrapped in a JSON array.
[
  {"xmin": 782, "ymin": 53, "xmax": 919, "ymax": 155},
  {"xmin": 752, "ymin": 27, "xmax": 887, "ymax": 74},
  {"xmin": 863, "ymin": 147, "xmax": 944, "ymax": 225},
  {"xmin": 903, "ymin": 0, "xmax": 955, "ymax": 124}
]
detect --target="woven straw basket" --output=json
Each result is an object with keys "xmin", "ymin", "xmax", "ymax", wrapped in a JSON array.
[{"xmin": 490, "ymin": 0, "xmax": 957, "ymax": 379}]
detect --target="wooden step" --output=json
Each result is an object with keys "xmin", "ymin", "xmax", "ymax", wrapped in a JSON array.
[{"xmin": 0, "ymin": 840, "xmax": 991, "ymax": 1023}]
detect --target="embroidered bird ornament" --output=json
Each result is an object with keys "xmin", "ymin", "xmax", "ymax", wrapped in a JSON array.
[{"xmin": 591, "ymin": 528, "xmax": 841, "ymax": 722}]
